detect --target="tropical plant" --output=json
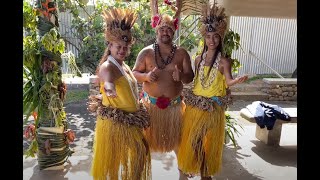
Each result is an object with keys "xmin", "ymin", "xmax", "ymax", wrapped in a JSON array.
[
  {"xmin": 57, "ymin": 0, "xmax": 202, "ymax": 73},
  {"xmin": 223, "ymin": 29, "xmax": 241, "ymax": 73},
  {"xmin": 222, "ymin": 30, "xmax": 245, "ymax": 147},
  {"xmin": 222, "ymin": 30, "xmax": 243, "ymax": 147},
  {"xmin": 178, "ymin": 15, "xmax": 202, "ymax": 51},
  {"xmin": 225, "ymin": 112, "xmax": 243, "ymax": 147},
  {"xmin": 23, "ymin": 0, "xmax": 79, "ymax": 170}
]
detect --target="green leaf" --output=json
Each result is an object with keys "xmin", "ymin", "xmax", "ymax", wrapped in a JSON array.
[
  {"xmin": 73, "ymin": 9, "xmax": 79, "ymax": 16},
  {"xmin": 24, "ymin": 139, "xmax": 38, "ymax": 158},
  {"xmin": 235, "ymin": 34, "xmax": 240, "ymax": 42}
]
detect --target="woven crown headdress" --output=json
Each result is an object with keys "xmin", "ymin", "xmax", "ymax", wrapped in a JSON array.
[
  {"xmin": 102, "ymin": 8, "xmax": 137, "ymax": 45},
  {"xmin": 199, "ymin": 0, "xmax": 227, "ymax": 39},
  {"xmin": 150, "ymin": 0, "xmax": 182, "ymax": 31}
]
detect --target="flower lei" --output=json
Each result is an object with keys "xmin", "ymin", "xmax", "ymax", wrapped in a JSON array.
[{"xmin": 108, "ymin": 55, "xmax": 139, "ymax": 109}]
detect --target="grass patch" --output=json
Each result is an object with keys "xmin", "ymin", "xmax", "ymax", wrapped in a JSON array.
[
  {"xmin": 65, "ymin": 89, "xmax": 89, "ymax": 104},
  {"xmin": 23, "ymin": 90, "xmax": 89, "ymax": 115},
  {"xmin": 246, "ymin": 74, "xmax": 277, "ymax": 83},
  {"xmin": 62, "ymin": 74, "xmax": 75, "ymax": 78},
  {"xmin": 245, "ymin": 74, "xmax": 292, "ymax": 83}
]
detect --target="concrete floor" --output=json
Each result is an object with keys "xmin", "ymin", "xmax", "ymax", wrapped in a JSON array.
[
  {"xmin": 23, "ymin": 124, "xmax": 297, "ymax": 180},
  {"xmin": 24, "ymin": 76, "xmax": 297, "ymax": 179},
  {"xmin": 23, "ymin": 98, "xmax": 297, "ymax": 180}
]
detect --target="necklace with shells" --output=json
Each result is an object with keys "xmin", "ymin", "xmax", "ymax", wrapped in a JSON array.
[{"xmin": 198, "ymin": 52, "xmax": 221, "ymax": 89}]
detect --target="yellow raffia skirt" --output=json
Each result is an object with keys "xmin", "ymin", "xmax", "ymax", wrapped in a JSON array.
[
  {"xmin": 143, "ymin": 102, "xmax": 185, "ymax": 152},
  {"xmin": 178, "ymin": 104, "xmax": 225, "ymax": 177},
  {"xmin": 91, "ymin": 116, "xmax": 151, "ymax": 180}
]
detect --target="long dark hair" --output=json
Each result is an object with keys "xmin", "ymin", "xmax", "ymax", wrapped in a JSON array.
[
  {"xmin": 196, "ymin": 38, "xmax": 223, "ymax": 79},
  {"xmin": 95, "ymin": 47, "xmax": 111, "ymax": 75}
]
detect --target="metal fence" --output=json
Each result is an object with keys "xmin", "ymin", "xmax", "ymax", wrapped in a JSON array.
[
  {"xmin": 58, "ymin": 6, "xmax": 95, "ymax": 73},
  {"xmin": 229, "ymin": 16, "xmax": 297, "ymax": 75}
]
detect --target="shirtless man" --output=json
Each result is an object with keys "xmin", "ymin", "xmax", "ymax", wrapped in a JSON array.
[{"xmin": 132, "ymin": 14, "xmax": 194, "ymax": 155}]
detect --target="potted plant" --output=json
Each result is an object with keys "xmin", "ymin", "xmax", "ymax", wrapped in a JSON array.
[
  {"xmin": 23, "ymin": 0, "xmax": 80, "ymax": 170},
  {"xmin": 223, "ymin": 29, "xmax": 242, "ymax": 73}
]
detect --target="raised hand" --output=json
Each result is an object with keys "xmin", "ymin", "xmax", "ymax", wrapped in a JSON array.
[
  {"xmin": 172, "ymin": 65, "xmax": 182, "ymax": 81},
  {"xmin": 106, "ymin": 89, "xmax": 117, "ymax": 98},
  {"xmin": 146, "ymin": 66, "xmax": 159, "ymax": 82},
  {"xmin": 235, "ymin": 75, "xmax": 248, "ymax": 84},
  {"xmin": 104, "ymin": 82, "xmax": 117, "ymax": 98}
]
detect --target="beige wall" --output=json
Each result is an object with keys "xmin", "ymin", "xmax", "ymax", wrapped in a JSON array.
[
  {"xmin": 182, "ymin": 0, "xmax": 296, "ymax": 19},
  {"xmin": 222, "ymin": 0, "xmax": 296, "ymax": 19}
]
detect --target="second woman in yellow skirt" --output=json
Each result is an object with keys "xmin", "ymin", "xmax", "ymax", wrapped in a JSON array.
[{"xmin": 177, "ymin": 1, "xmax": 248, "ymax": 179}]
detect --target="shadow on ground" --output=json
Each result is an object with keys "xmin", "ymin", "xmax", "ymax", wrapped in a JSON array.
[
  {"xmin": 23, "ymin": 91, "xmax": 296, "ymax": 179},
  {"xmin": 214, "ymin": 145, "xmax": 263, "ymax": 180},
  {"xmin": 149, "ymin": 145, "xmax": 263, "ymax": 180},
  {"xmin": 26, "ymin": 156, "xmax": 92, "ymax": 180},
  {"xmin": 64, "ymin": 99, "xmax": 96, "ymax": 155},
  {"xmin": 250, "ymin": 140, "xmax": 297, "ymax": 168}
]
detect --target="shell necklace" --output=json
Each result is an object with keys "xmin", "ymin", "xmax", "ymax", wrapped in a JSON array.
[
  {"xmin": 108, "ymin": 55, "xmax": 139, "ymax": 108},
  {"xmin": 198, "ymin": 52, "xmax": 221, "ymax": 89}
]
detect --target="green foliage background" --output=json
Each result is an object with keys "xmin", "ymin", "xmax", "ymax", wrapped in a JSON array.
[{"xmin": 58, "ymin": 0, "xmax": 238, "ymax": 73}]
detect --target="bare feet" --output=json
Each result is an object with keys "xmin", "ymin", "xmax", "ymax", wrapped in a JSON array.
[
  {"xmin": 178, "ymin": 169, "xmax": 189, "ymax": 180},
  {"xmin": 200, "ymin": 176, "xmax": 212, "ymax": 180}
]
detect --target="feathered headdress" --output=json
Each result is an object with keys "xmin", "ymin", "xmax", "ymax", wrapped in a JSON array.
[
  {"xmin": 102, "ymin": 8, "xmax": 137, "ymax": 45},
  {"xmin": 150, "ymin": 0, "xmax": 182, "ymax": 31},
  {"xmin": 199, "ymin": 0, "xmax": 227, "ymax": 39}
]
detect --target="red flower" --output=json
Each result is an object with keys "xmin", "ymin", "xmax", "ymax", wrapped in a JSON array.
[
  {"xmin": 64, "ymin": 129, "xmax": 76, "ymax": 144},
  {"xmin": 151, "ymin": 14, "xmax": 161, "ymax": 28},
  {"xmin": 37, "ymin": 0, "xmax": 57, "ymax": 20},
  {"xmin": 58, "ymin": 82, "xmax": 67, "ymax": 101},
  {"xmin": 164, "ymin": 0, "xmax": 172, "ymax": 5},
  {"xmin": 173, "ymin": 18, "xmax": 179, "ymax": 30},
  {"xmin": 44, "ymin": 139, "xmax": 51, "ymax": 155},
  {"xmin": 156, "ymin": 96, "xmax": 171, "ymax": 109},
  {"xmin": 24, "ymin": 124, "xmax": 36, "ymax": 140},
  {"xmin": 41, "ymin": 58, "xmax": 52, "ymax": 74},
  {"xmin": 32, "ymin": 111, "xmax": 38, "ymax": 122}
]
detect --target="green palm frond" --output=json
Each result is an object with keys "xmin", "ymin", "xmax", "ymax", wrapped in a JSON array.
[
  {"xmin": 225, "ymin": 112, "xmax": 244, "ymax": 147},
  {"xmin": 61, "ymin": 51, "xmax": 82, "ymax": 77}
]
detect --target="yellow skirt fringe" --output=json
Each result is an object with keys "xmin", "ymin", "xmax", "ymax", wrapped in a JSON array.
[
  {"xmin": 91, "ymin": 116, "xmax": 151, "ymax": 180},
  {"xmin": 143, "ymin": 102, "xmax": 185, "ymax": 152},
  {"xmin": 178, "ymin": 104, "xmax": 225, "ymax": 177}
]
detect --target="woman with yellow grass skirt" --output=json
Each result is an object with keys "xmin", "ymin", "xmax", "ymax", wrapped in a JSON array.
[
  {"xmin": 177, "ymin": 1, "xmax": 247, "ymax": 179},
  {"xmin": 88, "ymin": 8, "xmax": 151, "ymax": 180},
  {"xmin": 178, "ymin": 66, "xmax": 230, "ymax": 178},
  {"xmin": 91, "ymin": 76, "xmax": 151, "ymax": 180}
]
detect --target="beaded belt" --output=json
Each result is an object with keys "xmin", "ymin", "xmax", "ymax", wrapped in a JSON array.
[
  {"xmin": 183, "ymin": 89, "xmax": 232, "ymax": 111},
  {"xmin": 142, "ymin": 92, "xmax": 182, "ymax": 109},
  {"xmin": 87, "ymin": 95, "xmax": 150, "ymax": 128}
]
